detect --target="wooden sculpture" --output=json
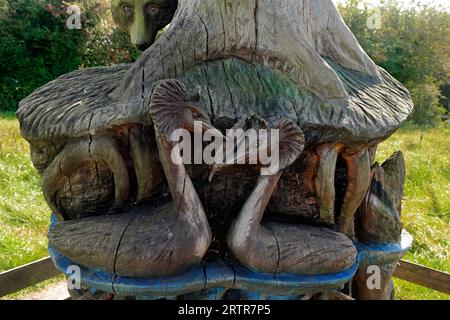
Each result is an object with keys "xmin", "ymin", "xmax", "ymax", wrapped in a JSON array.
[
  {"xmin": 226, "ymin": 120, "xmax": 358, "ymax": 275},
  {"xmin": 49, "ymin": 80, "xmax": 212, "ymax": 277},
  {"xmin": 17, "ymin": 0, "xmax": 413, "ymax": 300}
]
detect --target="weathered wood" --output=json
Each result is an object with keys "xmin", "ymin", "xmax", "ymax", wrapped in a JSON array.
[
  {"xmin": 227, "ymin": 121, "xmax": 357, "ymax": 275},
  {"xmin": 115, "ymin": 0, "xmax": 382, "ymax": 102},
  {"xmin": 41, "ymin": 135, "xmax": 130, "ymax": 220},
  {"xmin": 357, "ymin": 151, "xmax": 405, "ymax": 244},
  {"xmin": 16, "ymin": 0, "xmax": 415, "ymax": 298},
  {"xmin": 314, "ymin": 143, "xmax": 342, "ymax": 225},
  {"xmin": 17, "ymin": 64, "xmax": 133, "ymax": 142},
  {"xmin": 394, "ymin": 260, "xmax": 450, "ymax": 295},
  {"xmin": 353, "ymin": 262, "xmax": 396, "ymax": 300},
  {"xmin": 267, "ymin": 149, "xmax": 320, "ymax": 220},
  {"xmin": 49, "ymin": 214, "xmax": 135, "ymax": 274},
  {"xmin": 0, "ymin": 257, "xmax": 61, "ymax": 298},
  {"xmin": 338, "ymin": 149, "xmax": 371, "ymax": 239},
  {"xmin": 128, "ymin": 125, "xmax": 164, "ymax": 203},
  {"xmin": 50, "ymin": 80, "xmax": 212, "ymax": 278},
  {"xmin": 17, "ymin": 5, "xmax": 413, "ymax": 148},
  {"xmin": 18, "ymin": 62, "xmax": 413, "ymax": 150},
  {"xmin": 228, "ymin": 169, "xmax": 358, "ymax": 275}
]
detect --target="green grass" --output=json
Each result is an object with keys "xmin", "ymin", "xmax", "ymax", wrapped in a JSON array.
[
  {"xmin": 376, "ymin": 123, "xmax": 450, "ymax": 300},
  {"xmin": 0, "ymin": 113, "xmax": 448, "ymax": 299},
  {"xmin": 0, "ymin": 113, "xmax": 51, "ymax": 273}
]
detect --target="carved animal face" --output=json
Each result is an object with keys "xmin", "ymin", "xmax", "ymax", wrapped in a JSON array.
[{"xmin": 111, "ymin": 0, "xmax": 178, "ymax": 51}]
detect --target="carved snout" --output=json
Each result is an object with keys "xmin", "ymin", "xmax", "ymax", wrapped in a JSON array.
[{"xmin": 129, "ymin": 12, "xmax": 157, "ymax": 51}]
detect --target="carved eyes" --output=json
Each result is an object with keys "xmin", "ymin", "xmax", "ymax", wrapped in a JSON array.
[
  {"xmin": 122, "ymin": 5, "xmax": 134, "ymax": 18},
  {"xmin": 121, "ymin": 4, "xmax": 163, "ymax": 19},
  {"xmin": 146, "ymin": 5, "xmax": 161, "ymax": 17}
]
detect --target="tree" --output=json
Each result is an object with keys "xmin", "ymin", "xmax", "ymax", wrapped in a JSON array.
[
  {"xmin": 338, "ymin": 0, "xmax": 450, "ymax": 126},
  {"xmin": 0, "ymin": 0, "xmax": 85, "ymax": 111},
  {"xmin": 0, "ymin": 0, "xmax": 138, "ymax": 111}
]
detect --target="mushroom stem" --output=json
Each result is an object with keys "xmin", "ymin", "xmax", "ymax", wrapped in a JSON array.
[
  {"xmin": 229, "ymin": 172, "xmax": 283, "ymax": 246},
  {"xmin": 129, "ymin": 127, "xmax": 163, "ymax": 203},
  {"xmin": 315, "ymin": 143, "xmax": 342, "ymax": 225},
  {"xmin": 90, "ymin": 136, "xmax": 130, "ymax": 209},
  {"xmin": 338, "ymin": 149, "xmax": 371, "ymax": 239},
  {"xmin": 149, "ymin": 79, "xmax": 211, "ymax": 245}
]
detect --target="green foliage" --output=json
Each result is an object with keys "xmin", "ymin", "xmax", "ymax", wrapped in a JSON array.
[
  {"xmin": 409, "ymin": 81, "xmax": 445, "ymax": 126},
  {"xmin": 0, "ymin": 0, "xmax": 85, "ymax": 111},
  {"xmin": 75, "ymin": 0, "xmax": 139, "ymax": 67},
  {"xmin": 338, "ymin": 0, "xmax": 450, "ymax": 126},
  {"xmin": 82, "ymin": 26, "xmax": 139, "ymax": 67},
  {"xmin": 0, "ymin": 115, "xmax": 50, "ymax": 272},
  {"xmin": 376, "ymin": 124, "xmax": 450, "ymax": 299},
  {"xmin": 0, "ymin": 0, "xmax": 139, "ymax": 112}
]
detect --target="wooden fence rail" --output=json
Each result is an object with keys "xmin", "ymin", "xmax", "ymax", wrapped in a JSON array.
[
  {"xmin": 393, "ymin": 260, "xmax": 450, "ymax": 295},
  {"xmin": 0, "ymin": 258, "xmax": 449, "ymax": 298},
  {"xmin": 0, "ymin": 257, "xmax": 61, "ymax": 298}
]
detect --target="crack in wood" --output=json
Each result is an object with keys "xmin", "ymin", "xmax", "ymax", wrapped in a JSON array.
[
  {"xmin": 221, "ymin": 60, "xmax": 238, "ymax": 120},
  {"xmin": 197, "ymin": 13, "xmax": 209, "ymax": 60},
  {"xmin": 266, "ymin": 225, "xmax": 281, "ymax": 276},
  {"xmin": 252, "ymin": 0, "xmax": 259, "ymax": 63}
]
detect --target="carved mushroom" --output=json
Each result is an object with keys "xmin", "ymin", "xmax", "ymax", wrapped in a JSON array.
[
  {"xmin": 17, "ymin": 0, "xmax": 413, "ymax": 279},
  {"xmin": 49, "ymin": 80, "xmax": 212, "ymax": 277},
  {"xmin": 17, "ymin": 65, "xmax": 164, "ymax": 220}
]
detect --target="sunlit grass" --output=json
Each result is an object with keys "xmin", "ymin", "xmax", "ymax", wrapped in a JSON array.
[
  {"xmin": 0, "ymin": 113, "xmax": 51, "ymax": 272},
  {"xmin": 377, "ymin": 123, "xmax": 450, "ymax": 300},
  {"xmin": 0, "ymin": 114, "xmax": 448, "ymax": 299}
]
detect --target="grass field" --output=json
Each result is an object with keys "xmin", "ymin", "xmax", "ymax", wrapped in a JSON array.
[{"xmin": 0, "ymin": 112, "xmax": 448, "ymax": 300}]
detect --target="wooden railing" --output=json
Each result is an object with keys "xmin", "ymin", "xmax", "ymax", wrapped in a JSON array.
[
  {"xmin": 0, "ymin": 257, "xmax": 61, "ymax": 298},
  {"xmin": 393, "ymin": 260, "xmax": 450, "ymax": 295},
  {"xmin": 0, "ymin": 258, "xmax": 449, "ymax": 298}
]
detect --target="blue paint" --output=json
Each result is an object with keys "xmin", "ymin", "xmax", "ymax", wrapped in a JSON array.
[
  {"xmin": 49, "ymin": 214, "xmax": 412, "ymax": 299},
  {"xmin": 356, "ymin": 230, "xmax": 413, "ymax": 266}
]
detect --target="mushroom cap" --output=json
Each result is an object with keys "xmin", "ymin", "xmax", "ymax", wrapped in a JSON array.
[
  {"xmin": 18, "ymin": 58, "xmax": 412, "ymax": 148},
  {"xmin": 17, "ymin": 64, "xmax": 137, "ymax": 142},
  {"xmin": 18, "ymin": 0, "xmax": 413, "ymax": 147}
]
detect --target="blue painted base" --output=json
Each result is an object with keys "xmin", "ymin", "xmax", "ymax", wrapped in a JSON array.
[{"xmin": 49, "ymin": 215, "xmax": 412, "ymax": 300}]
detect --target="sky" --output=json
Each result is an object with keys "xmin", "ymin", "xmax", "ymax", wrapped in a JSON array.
[{"xmin": 333, "ymin": 0, "xmax": 450, "ymax": 11}]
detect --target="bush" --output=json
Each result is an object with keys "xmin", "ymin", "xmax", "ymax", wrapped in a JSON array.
[
  {"xmin": 409, "ymin": 81, "xmax": 445, "ymax": 126},
  {"xmin": 338, "ymin": 0, "xmax": 450, "ymax": 126},
  {"xmin": 0, "ymin": 0, "xmax": 86, "ymax": 111},
  {"xmin": 0, "ymin": 0, "xmax": 138, "ymax": 112}
]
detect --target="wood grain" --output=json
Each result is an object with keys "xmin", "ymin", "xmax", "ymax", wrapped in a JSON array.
[{"xmin": 15, "ymin": 0, "xmax": 415, "ymax": 289}]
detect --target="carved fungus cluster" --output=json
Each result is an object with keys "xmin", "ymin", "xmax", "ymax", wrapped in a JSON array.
[{"xmin": 17, "ymin": 0, "xmax": 413, "ymax": 300}]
